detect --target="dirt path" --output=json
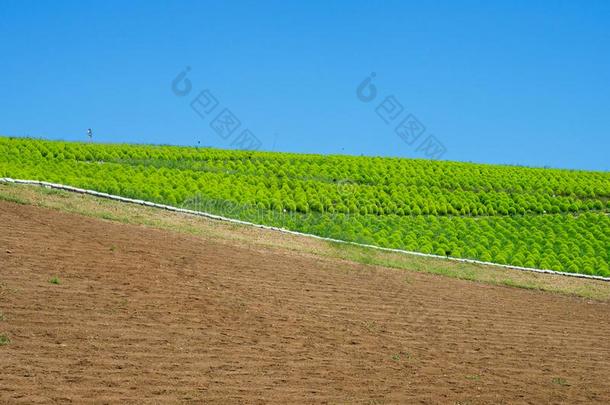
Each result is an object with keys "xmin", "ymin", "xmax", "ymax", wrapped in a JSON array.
[{"xmin": 0, "ymin": 201, "xmax": 609, "ymax": 404}]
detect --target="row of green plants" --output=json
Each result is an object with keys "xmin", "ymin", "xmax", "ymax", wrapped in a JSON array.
[
  {"xmin": 3, "ymin": 137, "xmax": 609, "ymax": 217},
  {"xmin": 181, "ymin": 195, "xmax": 609, "ymax": 276},
  {"xmin": 1, "ymin": 136, "xmax": 609, "ymax": 276}
]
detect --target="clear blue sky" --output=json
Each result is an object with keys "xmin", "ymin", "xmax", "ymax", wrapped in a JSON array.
[{"xmin": 1, "ymin": 0, "xmax": 609, "ymax": 171}]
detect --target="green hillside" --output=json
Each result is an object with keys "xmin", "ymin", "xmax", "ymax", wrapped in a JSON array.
[{"xmin": 1, "ymin": 136, "xmax": 609, "ymax": 276}]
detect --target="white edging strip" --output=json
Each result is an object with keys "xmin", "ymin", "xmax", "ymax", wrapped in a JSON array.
[{"xmin": 2, "ymin": 177, "xmax": 609, "ymax": 282}]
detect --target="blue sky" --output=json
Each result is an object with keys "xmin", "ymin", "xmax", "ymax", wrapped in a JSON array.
[{"xmin": 1, "ymin": 0, "xmax": 609, "ymax": 171}]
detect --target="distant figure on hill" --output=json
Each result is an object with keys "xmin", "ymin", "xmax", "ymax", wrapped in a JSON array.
[{"xmin": 87, "ymin": 128, "xmax": 93, "ymax": 142}]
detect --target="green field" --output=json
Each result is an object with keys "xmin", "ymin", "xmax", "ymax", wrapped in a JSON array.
[{"xmin": 1, "ymin": 136, "xmax": 609, "ymax": 276}]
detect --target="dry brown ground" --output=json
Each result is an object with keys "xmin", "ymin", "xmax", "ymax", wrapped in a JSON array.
[{"xmin": 0, "ymin": 201, "xmax": 609, "ymax": 404}]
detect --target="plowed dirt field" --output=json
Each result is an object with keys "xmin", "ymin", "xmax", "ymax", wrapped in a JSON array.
[{"xmin": 1, "ymin": 201, "xmax": 609, "ymax": 403}]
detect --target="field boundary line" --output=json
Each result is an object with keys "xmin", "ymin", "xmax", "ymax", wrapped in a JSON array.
[{"xmin": 2, "ymin": 177, "xmax": 609, "ymax": 282}]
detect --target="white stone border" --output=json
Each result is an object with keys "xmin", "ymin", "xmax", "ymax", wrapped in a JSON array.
[{"xmin": 2, "ymin": 177, "xmax": 609, "ymax": 282}]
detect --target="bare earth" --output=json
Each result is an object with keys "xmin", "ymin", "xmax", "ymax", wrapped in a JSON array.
[{"xmin": 0, "ymin": 201, "xmax": 609, "ymax": 404}]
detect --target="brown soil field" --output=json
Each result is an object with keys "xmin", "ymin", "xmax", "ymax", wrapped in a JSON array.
[{"xmin": 1, "ymin": 200, "xmax": 609, "ymax": 404}]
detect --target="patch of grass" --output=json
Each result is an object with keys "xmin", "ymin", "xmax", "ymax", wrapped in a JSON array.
[
  {"xmin": 0, "ymin": 312, "xmax": 4, "ymax": 321},
  {"xmin": 360, "ymin": 253, "xmax": 376, "ymax": 265},
  {"xmin": 363, "ymin": 320, "xmax": 378, "ymax": 332},
  {"xmin": 501, "ymin": 279, "xmax": 540, "ymax": 291},
  {"xmin": 39, "ymin": 187, "xmax": 67, "ymax": 197},
  {"xmin": 110, "ymin": 245, "xmax": 117, "ymax": 252},
  {"xmin": 465, "ymin": 374, "xmax": 481, "ymax": 381},
  {"xmin": 430, "ymin": 265, "xmax": 478, "ymax": 280},
  {"xmin": 49, "ymin": 276, "xmax": 61, "ymax": 285},
  {"xmin": 552, "ymin": 377, "xmax": 569, "ymax": 386},
  {"xmin": 94, "ymin": 211, "xmax": 131, "ymax": 224},
  {"xmin": 0, "ymin": 334, "xmax": 10, "ymax": 346},
  {"xmin": 391, "ymin": 351, "xmax": 410, "ymax": 362},
  {"xmin": 100, "ymin": 212, "xmax": 119, "ymax": 221},
  {"xmin": 0, "ymin": 193, "xmax": 28, "ymax": 205}
]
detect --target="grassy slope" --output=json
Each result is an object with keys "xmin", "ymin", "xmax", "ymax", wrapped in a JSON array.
[{"xmin": 2, "ymin": 182, "xmax": 609, "ymax": 301}]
